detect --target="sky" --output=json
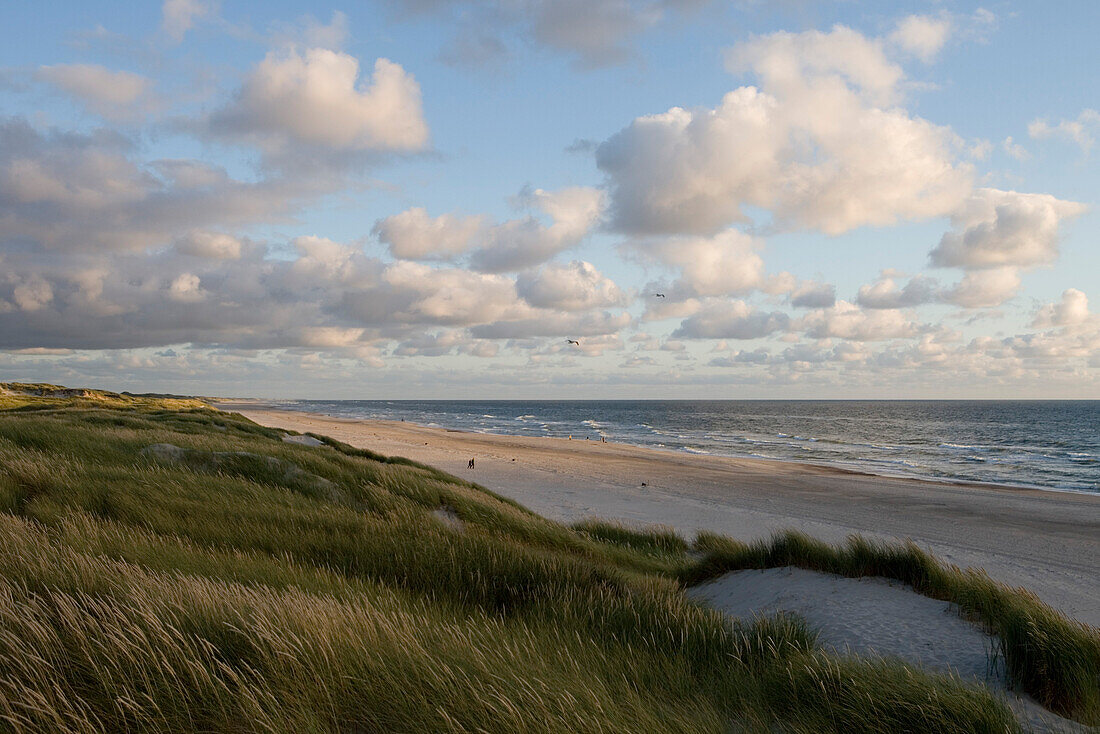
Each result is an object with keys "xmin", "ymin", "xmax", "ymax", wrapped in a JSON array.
[{"xmin": 0, "ymin": 0, "xmax": 1097, "ymax": 399}]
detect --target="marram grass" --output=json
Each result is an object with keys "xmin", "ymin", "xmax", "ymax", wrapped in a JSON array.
[{"xmin": 0, "ymin": 386, "xmax": 1080, "ymax": 732}]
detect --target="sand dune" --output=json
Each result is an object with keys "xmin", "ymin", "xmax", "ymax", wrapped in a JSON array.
[
  {"xmin": 225, "ymin": 405, "xmax": 1100, "ymax": 627},
  {"xmin": 690, "ymin": 568, "xmax": 1090, "ymax": 733}
]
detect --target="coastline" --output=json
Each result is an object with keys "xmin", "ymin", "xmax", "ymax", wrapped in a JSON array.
[{"xmin": 221, "ymin": 402, "xmax": 1100, "ymax": 626}]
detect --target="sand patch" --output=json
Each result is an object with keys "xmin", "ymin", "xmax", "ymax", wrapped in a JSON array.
[
  {"xmin": 282, "ymin": 433, "xmax": 325, "ymax": 446},
  {"xmin": 689, "ymin": 568, "xmax": 1088, "ymax": 733},
  {"xmin": 691, "ymin": 567, "xmax": 998, "ymax": 680},
  {"xmin": 431, "ymin": 507, "xmax": 465, "ymax": 532}
]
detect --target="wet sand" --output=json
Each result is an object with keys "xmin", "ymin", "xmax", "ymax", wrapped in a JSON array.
[{"xmin": 223, "ymin": 404, "xmax": 1100, "ymax": 626}]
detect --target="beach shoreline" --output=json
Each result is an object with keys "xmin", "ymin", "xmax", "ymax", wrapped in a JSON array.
[{"xmin": 221, "ymin": 402, "xmax": 1100, "ymax": 626}]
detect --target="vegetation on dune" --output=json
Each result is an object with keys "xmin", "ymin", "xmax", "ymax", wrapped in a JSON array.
[
  {"xmin": 687, "ymin": 529, "xmax": 1100, "ymax": 724},
  {"xmin": 0, "ymin": 384, "xmax": 1087, "ymax": 732}
]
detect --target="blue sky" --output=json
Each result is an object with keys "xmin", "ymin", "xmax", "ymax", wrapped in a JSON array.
[{"xmin": 0, "ymin": 0, "xmax": 1097, "ymax": 398}]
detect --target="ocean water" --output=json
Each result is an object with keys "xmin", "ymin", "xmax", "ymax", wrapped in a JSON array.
[{"xmin": 268, "ymin": 400, "xmax": 1100, "ymax": 494}]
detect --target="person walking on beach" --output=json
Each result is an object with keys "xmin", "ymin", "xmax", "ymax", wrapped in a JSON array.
[{"xmin": 468, "ymin": 458, "xmax": 475, "ymax": 469}]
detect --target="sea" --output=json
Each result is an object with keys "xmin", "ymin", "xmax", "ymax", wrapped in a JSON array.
[{"xmin": 266, "ymin": 400, "xmax": 1100, "ymax": 494}]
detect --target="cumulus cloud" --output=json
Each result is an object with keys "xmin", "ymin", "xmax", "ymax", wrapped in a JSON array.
[
  {"xmin": 597, "ymin": 25, "xmax": 972, "ymax": 236},
  {"xmin": 167, "ymin": 272, "xmax": 205, "ymax": 302},
  {"xmin": 36, "ymin": 64, "xmax": 151, "ymax": 121},
  {"xmin": 375, "ymin": 187, "xmax": 602, "ymax": 270},
  {"xmin": 0, "ymin": 117, "xmax": 303, "ymax": 254},
  {"xmin": 857, "ymin": 274, "xmax": 940, "ymax": 309},
  {"xmin": 373, "ymin": 207, "xmax": 483, "ymax": 261},
  {"xmin": 1032, "ymin": 288, "xmax": 1092, "ymax": 328},
  {"xmin": 1028, "ymin": 109, "xmax": 1100, "ymax": 153},
  {"xmin": 672, "ymin": 300, "xmax": 789, "ymax": 339},
  {"xmin": 858, "ymin": 268, "xmax": 1021, "ymax": 310},
  {"xmin": 468, "ymin": 187, "xmax": 604, "ymax": 272},
  {"xmin": 635, "ymin": 229, "xmax": 766, "ymax": 298},
  {"xmin": 393, "ymin": 329, "xmax": 466, "ymax": 356},
  {"xmin": 888, "ymin": 14, "xmax": 951, "ymax": 62},
  {"xmin": 930, "ymin": 188, "xmax": 1086, "ymax": 269},
  {"xmin": 208, "ymin": 48, "xmax": 429, "ymax": 169},
  {"xmin": 789, "ymin": 281, "xmax": 836, "ymax": 308},
  {"xmin": 173, "ymin": 231, "xmax": 244, "ymax": 260},
  {"xmin": 516, "ymin": 260, "xmax": 626, "ymax": 311},
  {"xmin": 940, "ymin": 267, "xmax": 1021, "ymax": 308},
  {"xmin": 800, "ymin": 300, "xmax": 921, "ymax": 341},
  {"xmin": 0, "ymin": 230, "xmax": 633, "ymax": 352}
]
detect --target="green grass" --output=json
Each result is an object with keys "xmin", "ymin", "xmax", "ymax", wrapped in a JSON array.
[{"xmin": 0, "ymin": 385, "xmax": 1068, "ymax": 732}]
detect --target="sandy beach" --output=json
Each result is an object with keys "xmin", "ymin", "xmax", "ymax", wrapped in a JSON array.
[{"xmin": 225, "ymin": 404, "xmax": 1100, "ymax": 627}]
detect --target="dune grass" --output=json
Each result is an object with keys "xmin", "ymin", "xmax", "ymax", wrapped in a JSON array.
[
  {"xmin": 0, "ymin": 387, "xmax": 1048, "ymax": 732},
  {"xmin": 686, "ymin": 529, "xmax": 1100, "ymax": 724}
]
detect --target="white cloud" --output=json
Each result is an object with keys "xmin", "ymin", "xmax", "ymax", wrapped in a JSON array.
[
  {"xmin": 209, "ymin": 49, "xmax": 429, "ymax": 166},
  {"xmin": 173, "ymin": 231, "xmax": 243, "ymax": 260},
  {"xmin": 930, "ymin": 188, "xmax": 1086, "ymax": 269},
  {"xmin": 377, "ymin": 260, "xmax": 522, "ymax": 326},
  {"xmin": 730, "ymin": 25, "xmax": 903, "ymax": 105},
  {"xmin": 36, "ymin": 64, "xmax": 151, "ymax": 121},
  {"xmin": 468, "ymin": 187, "xmax": 604, "ymax": 272},
  {"xmin": 638, "ymin": 229, "xmax": 766, "ymax": 297},
  {"xmin": 162, "ymin": 0, "xmax": 213, "ymax": 43},
  {"xmin": 858, "ymin": 269, "xmax": 1021, "ymax": 310},
  {"xmin": 516, "ymin": 260, "xmax": 626, "ymax": 311},
  {"xmin": 168, "ymin": 272, "xmax": 205, "ymax": 302},
  {"xmin": 1002, "ymin": 136, "xmax": 1029, "ymax": 161},
  {"xmin": 1032, "ymin": 288, "xmax": 1092, "ymax": 328},
  {"xmin": 9, "ymin": 275, "xmax": 53, "ymax": 312},
  {"xmin": 597, "ymin": 25, "xmax": 972, "ymax": 236},
  {"xmin": 940, "ymin": 267, "xmax": 1021, "ymax": 308},
  {"xmin": 470, "ymin": 311, "xmax": 631, "ymax": 339},
  {"xmin": 857, "ymin": 274, "xmax": 940, "ymax": 309},
  {"xmin": 373, "ymin": 207, "xmax": 483, "ymax": 261},
  {"xmin": 801, "ymin": 300, "xmax": 921, "ymax": 341},
  {"xmin": 0, "ymin": 117, "xmax": 304, "ymax": 254},
  {"xmin": 641, "ymin": 296, "xmax": 704, "ymax": 322},
  {"xmin": 1028, "ymin": 109, "xmax": 1100, "ymax": 153},
  {"xmin": 375, "ymin": 188, "xmax": 603, "ymax": 270},
  {"xmin": 0, "ymin": 230, "xmax": 630, "ymax": 352},
  {"xmin": 889, "ymin": 15, "xmax": 951, "ymax": 62},
  {"xmin": 672, "ymin": 300, "xmax": 789, "ymax": 339},
  {"xmin": 789, "ymin": 280, "xmax": 836, "ymax": 308},
  {"xmin": 393, "ymin": 329, "xmax": 466, "ymax": 356}
]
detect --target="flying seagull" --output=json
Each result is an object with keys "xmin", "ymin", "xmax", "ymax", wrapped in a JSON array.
[
  {"xmin": 566, "ymin": 339, "xmax": 580, "ymax": 345},
  {"xmin": 654, "ymin": 293, "xmax": 666, "ymax": 298}
]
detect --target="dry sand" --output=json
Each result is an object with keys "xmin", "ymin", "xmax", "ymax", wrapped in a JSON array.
[{"xmin": 223, "ymin": 404, "xmax": 1100, "ymax": 627}]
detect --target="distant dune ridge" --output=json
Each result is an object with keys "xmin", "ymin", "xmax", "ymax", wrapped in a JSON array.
[{"xmin": 0, "ymin": 383, "xmax": 1095, "ymax": 732}]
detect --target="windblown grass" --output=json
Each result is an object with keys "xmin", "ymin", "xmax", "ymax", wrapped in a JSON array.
[
  {"xmin": 687, "ymin": 529, "xmax": 1100, "ymax": 724},
  {"xmin": 0, "ymin": 386, "xmax": 1036, "ymax": 732}
]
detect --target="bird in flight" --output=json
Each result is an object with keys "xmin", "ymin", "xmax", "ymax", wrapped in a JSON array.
[
  {"xmin": 566, "ymin": 339, "xmax": 580, "ymax": 345},
  {"xmin": 654, "ymin": 293, "xmax": 666, "ymax": 298}
]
